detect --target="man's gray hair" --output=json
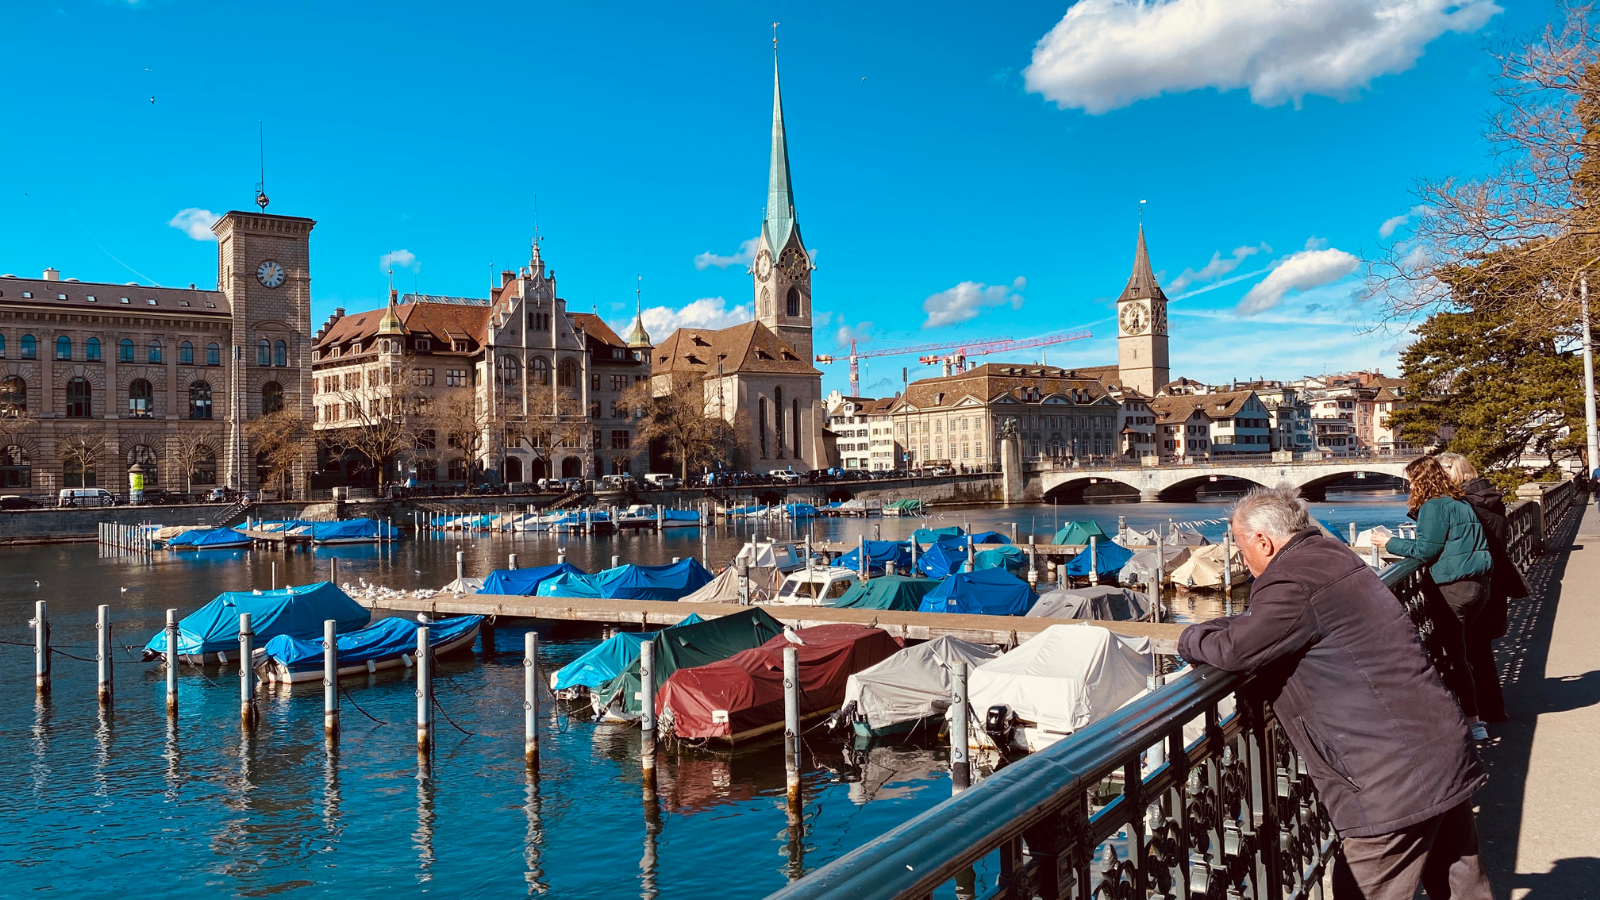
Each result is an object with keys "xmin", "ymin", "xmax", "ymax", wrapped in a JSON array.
[{"xmin": 1231, "ymin": 484, "xmax": 1312, "ymax": 538}]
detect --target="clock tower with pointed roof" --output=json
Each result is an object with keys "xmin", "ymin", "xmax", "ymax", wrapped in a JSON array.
[
  {"xmin": 1115, "ymin": 225, "xmax": 1170, "ymax": 396},
  {"xmin": 751, "ymin": 50, "xmax": 813, "ymax": 364}
]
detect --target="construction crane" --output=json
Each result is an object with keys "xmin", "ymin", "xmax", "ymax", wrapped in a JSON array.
[{"xmin": 815, "ymin": 329, "xmax": 1093, "ymax": 396}]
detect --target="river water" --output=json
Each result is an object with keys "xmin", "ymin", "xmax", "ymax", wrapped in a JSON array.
[{"xmin": 0, "ymin": 492, "xmax": 1406, "ymax": 897}]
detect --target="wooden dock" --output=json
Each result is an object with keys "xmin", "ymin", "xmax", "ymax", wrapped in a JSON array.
[{"xmin": 354, "ymin": 591, "xmax": 1188, "ymax": 655}]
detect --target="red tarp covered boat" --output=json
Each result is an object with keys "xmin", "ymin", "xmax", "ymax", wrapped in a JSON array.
[{"xmin": 658, "ymin": 623, "xmax": 901, "ymax": 743}]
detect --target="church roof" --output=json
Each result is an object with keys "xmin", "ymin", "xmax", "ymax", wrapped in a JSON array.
[
  {"xmin": 652, "ymin": 320, "xmax": 819, "ymax": 377},
  {"xmin": 1117, "ymin": 225, "xmax": 1167, "ymax": 304},
  {"xmin": 568, "ymin": 312, "xmax": 625, "ymax": 347},
  {"xmin": 761, "ymin": 56, "xmax": 800, "ymax": 258},
  {"xmin": 377, "ymin": 289, "xmax": 407, "ymax": 336}
]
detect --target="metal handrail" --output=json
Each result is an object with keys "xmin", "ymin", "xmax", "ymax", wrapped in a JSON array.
[{"xmin": 765, "ymin": 558, "xmax": 1429, "ymax": 900}]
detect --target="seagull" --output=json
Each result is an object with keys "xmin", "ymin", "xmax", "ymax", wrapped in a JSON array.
[
  {"xmin": 120, "ymin": 587, "xmax": 129, "ymax": 593},
  {"xmin": 782, "ymin": 625, "xmax": 806, "ymax": 646},
  {"xmin": 34, "ymin": 580, "xmax": 41, "ymax": 587},
  {"xmin": 414, "ymin": 570, "xmax": 423, "ymax": 576},
  {"xmin": 868, "ymin": 616, "xmax": 878, "ymax": 629}
]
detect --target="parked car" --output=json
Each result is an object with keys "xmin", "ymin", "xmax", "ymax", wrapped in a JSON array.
[
  {"xmin": 643, "ymin": 473, "xmax": 681, "ymax": 490},
  {"xmin": 927, "ymin": 465, "xmax": 955, "ymax": 477},
  {"xmin": 59, "ymin": 488, "xmax": 118, "ymax": 508},
  {"xmin": 203, "ymin": 488, "xmax": 232, "ymax": 503},
  {"xmin": 140, "ymin": 490, "xmax": 190, "ymax": 505},
  {"xmin": 506, "ymin": 481, "xmax": 538, "ymax": 494},
  {"xmin": 558, "ymin": 477, "xmax": 588, "ymax": 492},
  {"xmin": 0, "ymin": 495, "xmax": 42, "ymax": 510},
  {"xmin": 769, "ymin": 468, "xmax": 801, "ymax": 484},
  {"xmin": 599, "ymin": 474, "xmax": 635, "ymax": 491}
]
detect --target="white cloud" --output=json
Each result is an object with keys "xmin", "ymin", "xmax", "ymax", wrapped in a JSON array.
[
  {"xmin": 1377, "ymin": 205, "xmax": 1430, "ymax": 238},
  {"xmin": 1237, "ymin": 244, "xmax": 1360, "ymax": 315},
  {"xmin": 380, "ymin": 249, "xmax": 420, "ymax": 273},
  {"xmin": 1023, "ymin": 0, "xmax": 1501, "ymax": 114},
  {"xmin": 167, "ymin": 208, "xmax": 220, "ymax": 241},
  {"xmin": 834, "ymin": 320, "xmax": 875, "ymax": 348},
  {"xmin": 922, "ymin": 277, "xmax": 1026, "ymax": 329},
  {"xmin": 1169, "ymin": 243, "xmax": 1270, "ymax": 292},
  {"xmin": 628, "ymin": 296, "xmax": 753, "ymax": 337},
  {"xmin": 694, "ymin": 237, "xmax": 760, "ymax": 271}
]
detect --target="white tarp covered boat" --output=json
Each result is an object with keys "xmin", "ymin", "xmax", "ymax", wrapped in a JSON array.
[
  {"xmin": 439, "ymin": 576, "xmax": 486, "ymax": 594},
  {"xmin": 962, "ymin": 623, "xmax": 1152, "ymax": 753},
  {"xmin": 837, "ymin": 636, "xmax": 998, "ymax": 737},
  {"xmin": 1120, "ymin": 545, "xmax": 1193, "ymax": 587},
  {"xmin": 1026, "ymin": 585, "xmax": 1153, "ymax": 622},
  {"xmin": 1119, "ymin": 527, "xmax": 1161, "ymax": 546},
  {"xmin": 679, "ymin": 564, "xmax": 785, "ymax": 603},
  {"xmin": 1169, "ymin": 543, "xmax": 1249, "ymax": 591}
]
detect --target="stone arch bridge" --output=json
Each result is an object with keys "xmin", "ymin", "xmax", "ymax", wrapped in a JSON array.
[{"xmin": 1034, "ymin": 459, "xmax": 1412, "ymax": 503}]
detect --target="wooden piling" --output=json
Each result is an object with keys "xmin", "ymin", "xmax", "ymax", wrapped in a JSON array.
[
  {"xmin": 524, "ymin": 631, "xmax": 539, "ymax": 768},
  {"xmin": 34, "ymin": 600, "xmax": 48, "ymax": 696},
  {"xmin": 951, "ymin": 660, "xmax": 970, "ymax": 793},
  {"xmin": 481, "ymin": 618, "xmax": 496, "ymax": 656},
  {"xmin": 416, "ymin": 626, "xmax": 432, "ymax": 754},
  {"xmin": 165, "ymin": 608, "xmax": 179, "ymax": 718},
  {"xmin": 640, "ymin": 641, "xmax": 657, "ymax": 776},
  {"xmin": 324, "ymin": 619, "xmax": 339, "ymax": 741},
  {"xmin": 331, "ymin": 557, "xmax": 338, "ymax": 588},
  {"xmin": 239, "ymin": 613, "xmax": 257, "ymax": 728},
  {"xmin": 97, "ymin": 604, "xmax": 112, "ymax": 705}
]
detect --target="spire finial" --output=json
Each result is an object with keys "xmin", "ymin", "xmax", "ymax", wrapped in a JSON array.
[{"xmin": 773, "ymin": 21, "xmax": 779, "ymax": 52}]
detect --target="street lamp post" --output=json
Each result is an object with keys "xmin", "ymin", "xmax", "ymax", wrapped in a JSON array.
[{"xmin": 1583, "ymin": 275, "xmax": 1599, "ymax": 475}]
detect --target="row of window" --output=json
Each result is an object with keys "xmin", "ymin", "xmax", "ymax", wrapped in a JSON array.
[
  {"xmin": 0, "ymin": 335, "xmax": 291, "ymax": 367},
  {"xmin": 0, "ymin": 376, "xmax": 284, "ymax": 419},
  {"xmin": 0, "ymin": 443, "xmax": 219, "ymax": 490}
]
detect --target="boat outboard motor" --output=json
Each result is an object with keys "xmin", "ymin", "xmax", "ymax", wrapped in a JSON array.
[
  {"xmin": 984, "ymin": 704, "xmax": 1015, "ymax": 750},
  {"xmin": 826, "ymin": 700, "xmax": 858, "ymax": 733}
]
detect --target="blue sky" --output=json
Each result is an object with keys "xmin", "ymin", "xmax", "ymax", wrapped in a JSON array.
[{"xmin": 0, "ymin": 0, "xmax": 1557, "ymax": 397}]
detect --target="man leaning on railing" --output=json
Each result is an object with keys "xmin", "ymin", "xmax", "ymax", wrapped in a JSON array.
[{"xmin": 1177, "ymin": 485, "xmax": 1491, "ymax": 900}]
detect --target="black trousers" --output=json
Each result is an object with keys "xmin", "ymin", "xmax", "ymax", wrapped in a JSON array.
[
  {"xmin": 1436, "ymin": 577, "xmax": 1490, "ymax": 721},
  {"xmin": 1332, "ymin": 800, "xmax": 1493, "ymax": 899},
  {"xmin": 1463, "ymin": 603, "xmax": 1506, "ymax": 721}
]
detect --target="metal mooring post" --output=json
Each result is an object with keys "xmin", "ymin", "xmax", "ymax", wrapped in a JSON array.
[
  {"xmin": 640, "ymin": 641, "xmax": 657, "ymax": 780},
  {"xmin": 951, "ymin": 660, "xmax": 970, "ymax": 793},
  {"xmin": 783, "ymin": 645, "xmax": 802, "ymax": 806},
  {"xmin": 239, "ymin": 613, "xmax": 257, "ymax": 728},
  {"xmin": 165, "ymin": 608, "xmax": 179, "ymax": 718},
  {"xmin": 416, "ymin": 627, "xmax": 432, "ymax": 754},
  {"xmin": 96, "ymin": 604, "xmax": 112, "ymax": 706},
  {"xmin": 34, "ymin": 600, "xmax": 49, "ymax": 696},
  {"xmin": 524, "ymin": 631, "xmax": 539, "ymax": 768},
  {"xmin": 324, "ymin": 619, "xmax": 339, "ymax": 741}
]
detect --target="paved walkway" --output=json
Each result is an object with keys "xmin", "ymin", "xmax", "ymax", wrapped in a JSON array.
[{"xmin": 1476, "ymin": 501, "xmax": 1600, "ymax": 899}]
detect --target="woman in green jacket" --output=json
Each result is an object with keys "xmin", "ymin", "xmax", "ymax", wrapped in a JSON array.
[{"xmin": 1374, "ymin": 455, "xmax": 1493, "ymax": 739}]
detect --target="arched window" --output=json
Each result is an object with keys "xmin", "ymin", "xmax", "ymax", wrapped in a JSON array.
[
  {"xmin": 127, "ymin": 444, "xmax": 158, "ymax": 487},
  {"xmin": 86, "ymin": 337, "xmax": 100, "ymax": 362},
  {"xmin": 147, "ymin": 340, "xmax": 162, "ymax": 364},
  {"xmin": 792, "ymin": 398, "xmax": 801, "ymax": 459},
  {"xmin": 21, "ymin": 335, "xmax": 36, "ymax": 360},
  {"xmin": 557, "ymin": 358, "xmax": 577, "ymax": 388},
  {"xmin": 55, "ymin": 336, "xmax": 71, "ymax": 360},
  {"xmin": 118, "ymin": 338, "xmax": 133, "ymax": 363},
  {"xmin": 497, "ymin": 356, "xmax": 520, "ymax": 390},
  {"xmin": 758, "ymin": 396, "xmax": 768, "ymax": 458},
  {"xmin": 273, "ymin": 340, "xmax": 287, "ymax": 367},
  {"xmin": 446, "ymin": 458, "xmax": 469, "ymax": 482},
  {"xmin": 0, "ymin": 376, "xmax": 25, "ymax": 415},
  {"xmin": 128, "ymin": 378, "xmax": 153, "ymax": 417},
  {"xmin": 189, "ymin": 381, "xmax": 213, "ymax": 419},
  {"xmin": 179, "ymin": 341, "xmax": 194, "ymax": 365},
  {"xmin": 0, "ymin": 334, "xmax": 6, "ymax": 357},
  {"xmin": 786, "ymin": 286, "xmax": 800, "ymax": 318},
  {"xmin": 257, "ymin": 339, "xmax": 270, "ymax": 367},
  {"xmin": 532, "ymin": 357, "xmax": 551, "ymax": 385},
  {"xmin": 206, "ymin": 343, "xmax": 220, "ymax": 366},
  {"xmin": 65, "ymin": 377, "xmax": 91, "ymax": 418},
  {"xmin": 189, "ymin": 445, "xmax": 217, "ymax": 486},
  {"xmin": 774, "ymin": 386, "xmax": 785, "ymax": 454},
  {"xmin": 262, "ymin": 381, "xmax": 283, "ymax": 414},
  {"xmin": 0, "ymin": 445, "xmax": 30, "ymax": 488},
  {"xmin": 63, "ymin": 457, "xmax": 94, "ymax": 488},
  {"xmin": 414, "ymin": 458, "xmax": 437, "ymax": 481}
]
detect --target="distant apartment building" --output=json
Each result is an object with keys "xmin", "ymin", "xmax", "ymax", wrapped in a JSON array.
[{"xmin": 824, "ymin": 392, "xmax": 878, "ymax": 469}]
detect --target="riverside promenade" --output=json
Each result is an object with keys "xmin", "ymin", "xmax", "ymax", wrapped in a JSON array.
[{"xmin": 1481, "ymin": 501, "xmax": 1600, "ymax": 899}]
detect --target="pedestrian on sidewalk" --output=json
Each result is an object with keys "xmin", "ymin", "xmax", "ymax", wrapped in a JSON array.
[
  {"xmin": 1180, "ymin": 486, "xmax": 1491, "ymax": 900},
  {"xmin": 1437, "ymin": 453, "xmax": 1530, "ymax": 723},
  {"xmin": 1373, "ymin": 455, "xmax": 1494, "ymax": 740}
]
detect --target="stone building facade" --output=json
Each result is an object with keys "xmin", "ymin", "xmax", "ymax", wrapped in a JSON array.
[{"xmin": 0, "ymin": 210, "xmax": 314, "ymax": 497}]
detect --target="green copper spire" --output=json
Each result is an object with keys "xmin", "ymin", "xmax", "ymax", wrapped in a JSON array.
[{"xmin": 762, "ymin": 53, "xmax": 799, "ymax": 258}]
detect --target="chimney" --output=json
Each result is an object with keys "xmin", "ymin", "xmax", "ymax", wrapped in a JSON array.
[{"xmin": 42, "ymin": 267, "xmax": 59, "ymax": 281}]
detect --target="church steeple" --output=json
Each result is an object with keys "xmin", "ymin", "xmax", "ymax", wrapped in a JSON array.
[
  {"xmin": 1118, "ymin": 225, "xmax": 1167, "ymax": 303},
  {"xmin": 761, "ymin": 54, "xmax": 799, "ymax": 259},
  {"xmin": 377, "ymin": 271, "xmax": 406, "ymax": 336},
  {"xmin": 626, "ymin": 275, "xmax": 652, "ymax": 349}
]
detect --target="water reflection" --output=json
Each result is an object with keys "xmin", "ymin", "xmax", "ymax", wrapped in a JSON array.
[
  {"xmin": 163, "ymin": 716, "xmax": 181, "ymax": 803},
  {"xmin": 415, "ymin": 757, "xmax": 435, "ymax": 882},
  {"xmin": 641, "ymin": 764, "xmax": 661, "ymax": 900},
  {"xmin": 322, "ymin": 747, "xmax": 342, "ymax": 850},
  {"xmin": 525, "ymin": 770, "xmax": 547, "ymax": 894},
  {"xmin": 93, "ymin": 706, "xmax": 112, "ymax": 800},
  {"xmin": 31, "ymin": 693, "xmax": 51, "ymax": 799}
]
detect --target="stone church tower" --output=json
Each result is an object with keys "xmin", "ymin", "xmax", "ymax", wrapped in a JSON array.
[
  {"xmin": 1115, "ymin": 225, "xmax": 1170, "ymax": 396},
  {"xmin": 750, "ymin": 54, "xmax": 813, "ymax": 364}
]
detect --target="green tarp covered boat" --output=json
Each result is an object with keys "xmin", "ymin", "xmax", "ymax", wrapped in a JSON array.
[
  {"xmin": 591, "ymin": 607, "xmax": 785, "ymax": 722},
  {"xmin": 1051, "ymin": 520, "xmax": 1110, "ymax": 545},
  {"xmin": 834, "ymin": 575, "xmax": 940, "ymax": 611}
]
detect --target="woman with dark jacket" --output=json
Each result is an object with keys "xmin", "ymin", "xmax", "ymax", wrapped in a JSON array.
[
  {"xmin": 1374, "ymin": 455, "xmax": 1494, "ymax": 739},
  {"xmin": 1438, "ymin": 452, "xmax": 1531, "ymax": 723}
]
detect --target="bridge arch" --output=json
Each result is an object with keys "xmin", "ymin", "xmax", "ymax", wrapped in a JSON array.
[
  {"xmin": 1292, "ymin": 467, "xmax": 1409, "ymax": 501},
  {"xmin": 1041, "ymin": 475, "xmax": 1140, "ymax": 503},
  {"xmin": 1153, "ymin": 473, "xmax": 1270, "ymax": 503}
]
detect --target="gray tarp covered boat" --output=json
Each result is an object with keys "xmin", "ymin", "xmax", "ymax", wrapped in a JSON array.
[
  {"xmin": 1027, "ymin": 585, "xmax": 1154, "ymax": 621},
  {"xmin": 836, "ymin": 636, "xmax": 998, "ymax": 737}
]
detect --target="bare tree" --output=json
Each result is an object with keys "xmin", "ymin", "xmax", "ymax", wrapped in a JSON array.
[
  {"xmin": 522, "ymin": 380, "xmax": 588, "ymax": 479},
  {"xmin": 169, "ymin": 427, "xmax": 219, "ymax": 494},
  {"xmin": 246, "ymin": 408, "xmax": 308, "ymax": 497},
  {"xmin": 1370, "ymin": 5, "xmax": 1600, "ymax": 333},
  {"xmin": 431, "ymin": 388, "xmax": 488, "ymax": 484},
  {"xmin": 622, "ymin": 373, "xmax": 742, "ymax": 480},
  {"xmin": 56, "ymin": 425, "xmax": 106, "ymax": 489},
  {"xmin": 325, "ymin": 363, "xmax": 424, "ymax": 489}
]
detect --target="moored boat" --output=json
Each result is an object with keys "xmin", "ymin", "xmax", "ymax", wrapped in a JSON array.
[
  {"xmin": 140, "ymin": 581, "xmax": 370, "ymax": 664},
  {"xmin": 835, "ymin": 635, "xmax": 998, "ymax": 738},
  {"xmin": 769, "ymin": 566, "xmax": 861, "ymax": 606},
  {"xmin": 260, "ymin": 614, "xmax": 484, "ymax": 683},
  {"xmin": 590, "ymin": 607, "xmax": 785, "ymax": 722}
]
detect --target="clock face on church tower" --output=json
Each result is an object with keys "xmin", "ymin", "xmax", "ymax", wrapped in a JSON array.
[
  {"xmin": 755, "ymin": 252, "xmax": 772, "ymax": 280},
  {"xmin": 779, "ymin": 247, "xmax": 807, "ymax": 279},
  {"xmin": 1120, "ymin": 302, "xmax": 1148, "ymax": 335},
  {"xmin": 256, "ymin": 260, "xmax": 285, "ymax": 288}
]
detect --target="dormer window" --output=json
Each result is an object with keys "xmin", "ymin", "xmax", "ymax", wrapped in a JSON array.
[
  {"xmin": 121, "ymin": 297, "xmax": 130, "ymax": 304},
  {"xmin": 205, "ymin": 301, "xmax": 216, "ymax": 309},
  {"xmin": 147, "ymin": 298, "xmax": 157, "ymax": 306},
  {"xmin": 416, "ymin": 339, "xmax": 430, "ymax": 351},
  {"xmin": 85, "ymin": 295, "xmax": 95, "ymax": 302},
  {"xmin": 179, "ymin": 300, "xmax": 190, "ymax": 307}
]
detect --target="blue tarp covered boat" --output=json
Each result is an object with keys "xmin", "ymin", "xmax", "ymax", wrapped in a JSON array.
[
  {"xmin": 536, "ymin": 558, "xmax": 716, "ymax": 601},
  {"xmin": 966, "ymin": 531, "xmax": 1012, "ymax": 545},
  {"xmin": 911, "ymin": 526, "xmax": 965, "ymax": 545},
  {"xmin": 548, "ymin": 613, "xmax": 705, "ymax": 694},
  {"xmin": 479, "ymin": 562, "xmax": 588, "ymax": 596},
  {"xmin": 260, "ymin": 614, "xmax": 484, "ymax": 682},
  {"xmin": 141, "ymin": 581, "xmax": 370, "ymax": 662},
  {"xmin": 916, "ymin": 542, "xmax": 971, "ymax": 577},
  {"xmin": 166, "ymin": 528, "xmax": 253, "ymax": 550},
  {"xmin": 917, "ymin": 569, "xmax": 1035, "ymax": 616},
  {"xmin": 836, "ymin": 540, "xmax": 914, "ymax": 575},
  {"xmin": 1064, "ymin": 540, "xmax": 1134, "ymax": 578},
  {"xmin": 291, "ymin": 517, "xmax": 402, "ymax": 544},
  {"xmin": 975, "ymin": 544, "xmax": 1029, "ymax": 572}
]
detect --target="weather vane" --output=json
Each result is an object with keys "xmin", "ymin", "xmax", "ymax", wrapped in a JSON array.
[
  {"xmin": 773, "ymin": 21, "xmax": 779, "ymax": 50},
  {"xmin": 254, "ymin": 122, "xmax": 270, "ymax": 211}
]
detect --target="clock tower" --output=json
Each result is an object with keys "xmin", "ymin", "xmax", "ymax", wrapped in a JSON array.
[
  {"xmin": 1115, "ymin": 225, "xmax": 1170, "ymax": 396},
  {"xmin": 213, "ymin": 210, "xmax": 316, "ymax": 490},
  {"xmin": 751, "ymin": 53, "xmax": 813, "ymax": 363}
]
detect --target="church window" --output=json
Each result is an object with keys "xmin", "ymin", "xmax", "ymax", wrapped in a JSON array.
[
  {"xmin": 21, "ymin": 335, "xmax": 37, "ymax": 360},
  {"xmin": 274, "ymin": 340, "xmax": 288, "ymax": 367},
  {"xmin": 774, "ymin": 387, "xmax": 785, "ymax": 453},
  {"xmin": 532, "ymin": 357, "xmax": 550, "ymax": 385},
  {"xmin": 758, "ymin": 397, "xmax": 768, "ymax": 458},
  {"xmin": 786, "ymin": 286, "xmax": 800, "ymax": 318},
  {"xmin": 558, "ymin": 359, "xmax": 577, "ymax": 388},
  {"xmin": 147, "ymin": 341, "xmax": 162, "ymax": 364}
]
